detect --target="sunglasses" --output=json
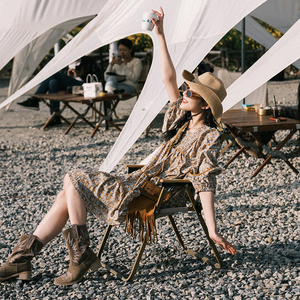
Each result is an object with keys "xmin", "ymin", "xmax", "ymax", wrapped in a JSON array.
[{"xmin": 182, "ymin": 83, "xmax": 202, "ymax": 99}]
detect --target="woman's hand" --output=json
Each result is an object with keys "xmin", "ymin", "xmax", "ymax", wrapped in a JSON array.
[
  {"xmin": 210, "ymin": 232, "xmax": 236, "ymax": 255},
  {"xmin": 152, "ymin": 7, "xmax": 164, "ymax": 36},
  {"xmin": 67, "ymin": 68, "xmax": 75, "ymax": 77},
  {"xmin": 110, "ymin": 56, "xmax": 122, "ymax": 66}
]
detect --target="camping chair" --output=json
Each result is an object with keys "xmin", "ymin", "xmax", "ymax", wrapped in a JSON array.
[{"xmin": 97, "ymin": 164, "xmax": 223, "ymax": 282}]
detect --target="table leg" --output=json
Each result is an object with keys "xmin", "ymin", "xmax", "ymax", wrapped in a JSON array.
[
  {"xmin": 87, "ymin": 103, "xmax": 122, "ymax": 137},
  {"xmin": 40, "ymin": 100, "xmax": 70, "ymax": 129},
  {"xmin": 224, "ymin": 146, "xmax": 246, "ymax": 167},
  {"xmin": 251, "ymin": 129, "xmax": 298, "ymax": 177},
  {"xmin": 64, "ymin": 103, "xmax": 95, "ymax": 134},
  {"xmin": 220, "ymin": 141, "xmax": 233, "ymax": 155}
]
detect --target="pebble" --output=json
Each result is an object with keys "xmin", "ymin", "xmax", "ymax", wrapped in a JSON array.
[{"xmin": 0, "ymin": 79, "xmax": 300, "ymax": 299}]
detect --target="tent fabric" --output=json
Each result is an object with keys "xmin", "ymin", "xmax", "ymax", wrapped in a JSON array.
[
  {"xmin": 250, "ymin": 0, "xmax": 300, "ymax": 33},
  {"xmin": 0, "ymin": 0, "xmax": 266, "ymax": 174},
  {"xmin": 234, "ymin": 15, "xmax": 300, "ymax": 70},
  {"xmin": 4, "ymin": 0, "xmax": 300, "ymax": 174},
  {"xmin": 213, "ymin": 67, "xmax": 267, "ymax": 109},
  {"xmin": 7, "ymin": 16, "xmax": 93, "ymax": 99},
  {"xmin": 0, "ymin": 0, "xmax": 105, "ymax": 71},
  {"xmin": 223, "ymin": 17, "xmax": 300, "ymax": 112}
]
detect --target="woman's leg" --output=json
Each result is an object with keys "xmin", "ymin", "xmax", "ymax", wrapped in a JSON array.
[
  {"xmin": 117, "ymin": 82, "xmax": 136, "ymax": 96},
  {"xmin": 33, "ymin": 190, "xmax": 69, "ymax": 245},
  {"xmin": 33, "ymin": 174, "xmax": 87, "ymax": 245},
  {"xmin": 104, "ymin": 76, "xmax": 118, "ymax": 93},
  {"xmin": 53, "ymin": 175, "xmax": 100, "ymax": 286},
  {"xmin": 63, "ymin": 174, "xmax": 87, "ymax": 225}
]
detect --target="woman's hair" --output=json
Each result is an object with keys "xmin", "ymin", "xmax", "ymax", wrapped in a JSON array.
[
  {"xmin": 118, "ymin": 38, "xmax": 134, "ymax": 57},
  {"xmin": 163, "ymin": 99, "xmax": 218, "ymax": 142}
]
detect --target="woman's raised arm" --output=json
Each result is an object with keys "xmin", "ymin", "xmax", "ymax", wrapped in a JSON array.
[{"xmin": 152, "ymin": 7, "xmax": 181, "ymax": 103}]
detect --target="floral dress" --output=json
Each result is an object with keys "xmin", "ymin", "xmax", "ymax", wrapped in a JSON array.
[{"xmin": 68, "ymin": 98, "xmax": 222, "ymax": 225}]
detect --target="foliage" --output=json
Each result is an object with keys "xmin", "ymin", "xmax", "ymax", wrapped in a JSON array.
[
  {"xmin": 126, "ymin": 34, "xmax": 153, "ymax": 52},
  {"xmin": 207, "ymin": 27, "xmax": 266, "ymax": 71}
]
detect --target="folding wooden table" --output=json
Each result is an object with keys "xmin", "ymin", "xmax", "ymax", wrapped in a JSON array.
[
  {"xmin": 221, "ymin": 109, "xmax": 300, "ymax": 177},
  {"xmin": 33, "ymin": 92, "xmax": 131, "ymax": 137}
]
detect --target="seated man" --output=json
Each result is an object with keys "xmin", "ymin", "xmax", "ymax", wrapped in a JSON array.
[{"xmin": 17, "ymin": 56, "xmax": 100, "ymax": 126}]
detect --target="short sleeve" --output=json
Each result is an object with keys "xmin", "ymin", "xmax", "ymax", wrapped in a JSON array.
[{"xmin": 162, "ymin": 97, "xmax": 185, "ymax": 132}]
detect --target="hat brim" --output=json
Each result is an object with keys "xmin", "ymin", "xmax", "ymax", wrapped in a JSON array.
[{"xmin": 182, "ymin": 70, "xmax": 223, "ymax": 123}]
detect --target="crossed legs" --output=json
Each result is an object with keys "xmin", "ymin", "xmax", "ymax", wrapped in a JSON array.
[{"xmin": 33, "ymin": 174, "xmax": 87, "ymax": 245}]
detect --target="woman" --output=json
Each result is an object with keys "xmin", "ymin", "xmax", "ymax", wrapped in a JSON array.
[
  {"xmin": 0, "ymin": 8, "xmax": 235, "ymax": 286},
  {"xmin": 104, "ymin": 38, "xmax": 142, "ymax": 95}
]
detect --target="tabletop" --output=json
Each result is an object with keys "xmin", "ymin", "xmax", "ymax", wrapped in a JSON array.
[
  {"xmin": 33, "ymin": 93, "xmax": 131, "ymax": 104},
  {"xmin": 221, "ymin": 109, "xmax": 300, "ymax": 132}
]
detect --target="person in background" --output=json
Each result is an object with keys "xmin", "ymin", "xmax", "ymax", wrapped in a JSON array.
[
  {"xmin": 17, "ymin": 56, "xmax": 100, "ymax": 126},
  {"xmin": 104, "ymin": 38, "xmax": 142, "ymax": 96}
]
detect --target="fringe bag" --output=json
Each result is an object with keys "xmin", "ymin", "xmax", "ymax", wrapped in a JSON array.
[
  {"xmin": 125, "ymin": 122, "xmax": 190, "ymax": 243},
  {"xmin": 125, "ymin": 180, "xmax": 172, "ymax": 244}
]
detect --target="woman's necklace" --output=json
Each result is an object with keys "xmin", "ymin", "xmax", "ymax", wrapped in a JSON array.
[{"xmin": 188, "ymin": 111, "xmax": 204, "ymax": 132}]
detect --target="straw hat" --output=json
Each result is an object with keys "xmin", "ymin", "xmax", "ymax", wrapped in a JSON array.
[{"xmin": 182, "ymin": 70, "xmax": 227, "ymax": 123}]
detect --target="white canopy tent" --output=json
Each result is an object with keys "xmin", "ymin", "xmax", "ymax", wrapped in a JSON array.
[
  {"xmin": 1, "ymin": 0, "xmax": 300, "ymax": 173},
  {"xmin": 5, "ymin": 0, "xmax": 299, "ymax": 112},
  {"xmin": 7, "ymin": 16, "xmax": 94, "ymax": 99},
  {"xmin": 0, "ymin": 0, "xmax": 266, "ymax": 172},
  {"xmin": 0, "ymin": 0, "xmax": 105, "ymax": 70}
]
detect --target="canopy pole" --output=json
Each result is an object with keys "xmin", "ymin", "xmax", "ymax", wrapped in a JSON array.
[
  {"xmin": 241, "ymin": 18, "xmax": 246, "ymax": 105},
  {"xmin": 54, "ymin": 42, "xmax": 60, "ymax": 56}
]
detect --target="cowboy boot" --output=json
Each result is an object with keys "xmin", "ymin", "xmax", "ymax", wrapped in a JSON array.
[
  {"xmin": 54, "ymin": 224, "xmax": 100, "ymax": 286},
  {"xmin": 0, "ymin": 235, "xmax": 43, "ymax": 281}
]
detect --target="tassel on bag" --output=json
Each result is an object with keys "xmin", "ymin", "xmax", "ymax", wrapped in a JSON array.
[{"xmin": 125, "ymin": 180, "xmax": 172, "ymax": 243}]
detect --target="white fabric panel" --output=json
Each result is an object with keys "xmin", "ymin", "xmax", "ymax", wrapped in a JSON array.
[
  {"xmin": 234, "ymin": 15, "xmax": 300, "ymax": 70},
  {"xmin": 235, "ymin": 15, "xmax": 278, "ymax": 49},
  {"xmin": 99, "ymin": 0, "xmax": 267, "ymax": 172},
  {"xmin": 0, "ymin": 0, "xmax": 266, "ymax": 173},
  {"xmin": 250, "ymin": 0, "xmax": 300, "ymax": 33},
  {"xmin": 223, "ymin": 17, "xmax": 300, "ymax": 112},
  {"xmin": 213, "ymin": 67, "xmax": 267, "ymax": 109},
  {"xmin": 8, "ymin": 16, "xmax": 93, "ymax": 98},
  {"xmin": 0, "ymin": 0, "xmax": 105, "ymax": 70}
]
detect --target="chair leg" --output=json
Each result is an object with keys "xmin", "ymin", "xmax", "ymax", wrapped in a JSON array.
[
  {"xmin": 97, "ymin": 225, "xmax": 148, "ymax": 281},
  {"xmin": 168, "ymin": 215, "xmax": 222, "ymax": 268}
]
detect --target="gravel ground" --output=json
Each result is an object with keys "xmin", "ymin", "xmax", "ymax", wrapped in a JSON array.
[{"xmin": 0, "ymin": 77, "xmax": 300, "ymax": 299}]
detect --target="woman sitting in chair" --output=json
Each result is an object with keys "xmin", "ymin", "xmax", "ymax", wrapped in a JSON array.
[{"xmin": 0, "ymin": 7, "xmax": 235, "ymax": 286}]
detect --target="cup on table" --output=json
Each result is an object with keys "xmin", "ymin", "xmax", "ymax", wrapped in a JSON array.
[
  {"xmin": 142, "ymin": 12, "xmax": 158, "ymax": 31},
  {"xmin": 272, "ymin": 106, "xmax": 281, "ymax": 118},
  {"xmin": 254, "ymin": 103, "xmax": 263, "ymax": 113}
]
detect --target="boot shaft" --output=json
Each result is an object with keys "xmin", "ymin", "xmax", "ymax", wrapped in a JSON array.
[
  {"xmin": 63, "ymin": 225, "xmax": 90, "ymax": 265},
  {"xmin": 55, "ymin": 224, "xmax": 100, "ymax": 285},
  {"xmin": 8, "ymin": 235, "xmax": 43, "ymax": 264}
]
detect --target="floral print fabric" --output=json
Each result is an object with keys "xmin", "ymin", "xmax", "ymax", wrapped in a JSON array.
[{"xmin": 69, "ymin": 98, "xmax": 222, "ymax": 225}]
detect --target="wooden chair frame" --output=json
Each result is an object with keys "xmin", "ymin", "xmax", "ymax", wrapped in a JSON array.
[{"xmin": 97, "ymin": 165, "xmax": 223, "ymax": 282}]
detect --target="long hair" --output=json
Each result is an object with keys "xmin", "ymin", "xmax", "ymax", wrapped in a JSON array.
[{"xmin": 163, "ymin": 100, "xmax": 218, "ymax": 142}]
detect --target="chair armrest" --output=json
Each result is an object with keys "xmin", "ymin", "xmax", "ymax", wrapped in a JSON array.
[
  {"xmin": 125, "ymin": 164, "xmax": 145, "ymax": 173},
  {"xmin": 160, "ymin": 179, "xmax": 192, "ymax": 187}
]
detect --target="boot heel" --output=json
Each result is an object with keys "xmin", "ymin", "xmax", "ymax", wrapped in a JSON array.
[
  {"xmin": 90, "ymin": 258, "xmax": 101, "ymax": 272},
  {"xmin": 19, "ymin": 271, "xmax": 31, "ymax": 280}
]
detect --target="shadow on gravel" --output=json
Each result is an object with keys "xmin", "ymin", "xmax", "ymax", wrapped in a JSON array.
[{"xmin": 232, "ymin": 240, "xmax": 300, "ymax": 268}]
